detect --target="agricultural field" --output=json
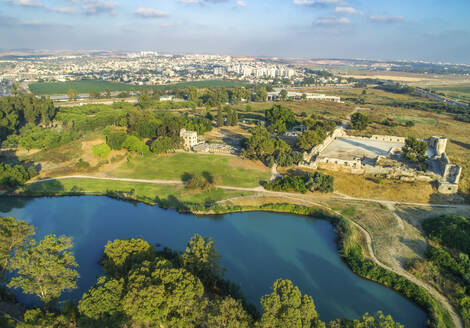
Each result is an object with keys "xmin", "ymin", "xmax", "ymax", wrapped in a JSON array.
[
  {"xmin": 108, "ymin": 153, "xmax": 271, "ymax": 188},
  {"xmin": 29, "ymin": 79, "xmax": 248, "ymax": 95},
  {"xmin": 426, "ymin": 84, "xmax": 470, "ymax": 103}
]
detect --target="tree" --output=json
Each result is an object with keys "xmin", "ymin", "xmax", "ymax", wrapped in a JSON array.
[
  {"xmin": 122, "ymin": 135, "xmax": 148, "ymax": 155},
  {"xmin": 352, "ymin": 311, "xmax": 404, "ymax": 328},
  {"xmin": 102, "ymin": 238, "xmax": 154, "ymax": 278},
  {"xmin": 217, "ymin": 107, "xmax": 224, "ymax": 127},
  {"xmin": 122, "ymin": 260, "xmax": 206, "ymax": 327},
  {"xmin": 265, "ymin": 105, "xmax": 296, "ymax": 134},
  {"xmin": 254, "ymin": 85, "xmax": 268, "ymax": 102},
  {"xmin": 296, "ymin": 130, "xmax": 324, "ymax": 152},
  {"xmin": 67, "ymin": 89, "xmax": 78, "ymax": 101},
  {"xmin": 104, "ymin": 88, "xmax": 111, "ymax": 99},
  {"xmin": 106, "ymin": 131, "xmax": 127, "ymax": 150},
  {"xmin": 351, "ymin": 112, "xmax": 369, "ymax": 130},
  {"xmin": 89, "ymin": 90, "xmax": 101, "ymax": 99},
  {"xmin": 207, "ymin": 297, "xmax": 252, "ymax": 328},
  {"xmin": 91, "ymin": 143, "xmax": 111, "ymax": 158},
  {"xmin": 280, "ymin": 89, "xmax": 288, "ymax": 101},
  {"xmin": 402, "ymin": 136, "xmax": 427, "ymax": 165},
  {"xmin": 260, "ymin": 279, "xmax": 323, "ymax": 328},
  {"xmin": 0, "ymin": 216, "xmax": 35, "ymax": 277},
  {"xmin": 78, "ymin": 276, "xmax": 125, "ymax": 327},
  {"xmin": 231, "ymin": 109, "xmax": 238, "ymax": 126},
  {"xmin": 183, "ymin": 234, "xmax": 222, "ymax": 284},
  {"xmin": 150, "ymin": 136, "xmax": 176, "ymax": 154},
  {"xmin": 8, "ymin": 234, "xmax": 79, "ymax": 304}
]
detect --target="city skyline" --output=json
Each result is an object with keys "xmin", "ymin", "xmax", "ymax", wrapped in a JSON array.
[{"xmin": 1, "ymin": 0, "xmax": 470, "ymax": 64}]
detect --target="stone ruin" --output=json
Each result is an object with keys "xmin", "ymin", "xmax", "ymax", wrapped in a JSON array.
[{"xmin": 300, "ymin": 128, "xmax": 461, "ymax": 194}]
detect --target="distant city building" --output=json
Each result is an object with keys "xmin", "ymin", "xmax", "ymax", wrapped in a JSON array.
[{"xmin": 267, "ymin": 90, "xmax": 341, "ymax": 102}]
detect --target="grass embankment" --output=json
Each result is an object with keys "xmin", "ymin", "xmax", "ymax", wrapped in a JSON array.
[
  {"xmin": 29, "ymin": 79, "xmax": 247, "ymax": 95},
  {"xmin": 20, "ymin": 178, "xmax": 254, "ymax": 210},
  {"xmin": 109, "ymin": 153, "xmax": 270, "ymax": 188}
]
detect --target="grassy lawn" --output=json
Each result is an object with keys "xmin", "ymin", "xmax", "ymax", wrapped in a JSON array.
[
  {"xmin": 29, "ymin": 79, "xmax": 247, "ymax": 95},
  {"xmin": 427, "ymin": 84, "xmax": 470, "ymax": 102},
  {"xmin": 109, "ymin": 153, "xmax": 271, "ymax": 188},
  {"xmin": 21, "ymin": 178, "xmax": 254, "ymax": 207}
]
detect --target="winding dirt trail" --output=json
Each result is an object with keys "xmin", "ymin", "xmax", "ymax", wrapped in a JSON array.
[{"xmin": 26, "ymin": 175, "xmax": 466, "ymax": 328}]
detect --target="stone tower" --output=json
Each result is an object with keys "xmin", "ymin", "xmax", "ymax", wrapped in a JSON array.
[{"xmin": 429, "ymin": 136, "xmax": 447, "ymax": 157}]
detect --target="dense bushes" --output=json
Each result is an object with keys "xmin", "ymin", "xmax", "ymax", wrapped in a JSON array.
[
  {"xmin": 265, "ymin": 172, "xmax": 334, "ymax": 193},
  {"xmin": 0, "ymin": 163, "xmax": 37, "ymax": 188},
  {"xmin": 2, "ymin": 124, "xmax": 77, "ymax": 151},
  {"xmin": 422, "ymin": 215, "xmax": 470, "ymax": 254},
  {"xmin": 92, "ymin": 144, "xmax": 111, "ymax": 158}
]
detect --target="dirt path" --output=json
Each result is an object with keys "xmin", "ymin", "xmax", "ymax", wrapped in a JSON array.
[{"xmin": 25, "ymin": 175, "xmax": 466, "ymax": 328}]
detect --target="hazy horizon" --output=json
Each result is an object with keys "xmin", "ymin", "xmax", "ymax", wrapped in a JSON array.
[{"xmin": 1, "ymin": 0, "xmax": 469, "ymax": 64}]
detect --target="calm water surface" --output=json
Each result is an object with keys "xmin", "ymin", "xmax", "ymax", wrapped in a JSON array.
[{"xmin": 0, "ymin": 196, "xmax": 427, "ymax": 326}]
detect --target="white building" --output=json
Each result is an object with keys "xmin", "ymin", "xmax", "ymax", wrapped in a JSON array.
[{"xmin": 180, "ymin": 129, "xmax": 198, "ymax": 149}]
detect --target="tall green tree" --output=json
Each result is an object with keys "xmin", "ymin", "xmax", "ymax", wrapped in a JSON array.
[
  {"xmin": 183, "ymin": 234, "xmax": 222, "ymax": 284},
  {"xmin": 0, "ymin": 216, "xmax": 35, "ymax": 277},
  {"xmin": 259, "ymin": 279, "xmax": 323, "ymax": 328},
  {"xmin": 217, "ymin": 107, "xmax": 224, "ymax": 127},
  {"xmin": 402, "ymin": 136, "xmax": 428, "ymax": 164},
  {"xmin": 122, "ymin": 260, "xmax": 206, "ymax": 327},
  {"xmin": 8, "ymin": 235, "xmax": 79, "ymax": 304},
  {"xmin": 280, "ymin": 89, "xmax": 288, "ymax": 101},
  {"xmin": 66, "ymin": 89, "xmax": 78, "ymax": 101},
  {"xmin": 78, "ymin": 276, "xmax": 125, "ymax": 327},
  {"xmin": 351, "ymin": 112, "xmax": 369, "ymax": 130},
  {"xmin": 207, "ymin": 297, "xmax": 252, "ymax": 328}
]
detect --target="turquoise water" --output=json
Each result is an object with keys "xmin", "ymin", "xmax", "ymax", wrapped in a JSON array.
[{"xmin": 0, "ymin": 196, "xmax": 427, "ymax": 326}]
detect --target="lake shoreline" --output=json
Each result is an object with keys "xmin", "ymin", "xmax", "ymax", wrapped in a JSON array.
[{"xmin": 2, "ymin": 189, "xmax": 453, "ymax": 327}]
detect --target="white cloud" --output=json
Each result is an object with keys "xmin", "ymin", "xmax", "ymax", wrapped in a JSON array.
[
  {"xmin": 314, "ymin": 16, "xmax": 350, "ymax": 25},
  {"xmin": 237, "ymin": 0, "xmax": 246, "ymax": 6},
  {"xmin": 369, "ymin": 15, "xmax": 404, "ymax": 23},
  {"xmin": 335, "ymin": 6, "xmax": 363, "ymax": 15},
  {"xmin": 4, "ymin": 0, "xmax": 44, "ymax": 8},
  {"xmin": 81, "ymin": 0, "xmax": 118, "ymax": 15},
  {"xmin": 134, "ymin": 8, "xmax": 169, "ymax": 18},
  {"xmin": 53, "ymin": 6, "xmax": 78, "ymax": 13},
  {"xmin": 294, "ymin": 0, "xmax": 342, "ymax": 5}
]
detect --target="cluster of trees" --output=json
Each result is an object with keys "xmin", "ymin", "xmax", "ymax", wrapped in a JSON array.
[
  {"xmin": 406, "ymin": 215, "xmax": 470, "ymax": 325},
  {"xmin": 265, "ymin": 105, "xmax": 296, "ymax": 134},
  {"xmin": 0, "ymin": 217, "xmax": 403, "ymax": 328},
  {"xmin": 376, "ymin": 83, "xmax": 415, "ymax": 95},
  {"xmin": 216, "ymin": 106, "xmax": 239, "ymax": 127},
  {"xmin": 0, "ymin": 94, "xmax": 56, "ymax": 140},
  {"xmin": 265, "ymin": 172, "xmax": 334, "ymax": 194},
  {"xmin": 350, "ymin": 112, "xmax": 369, "ymax": 131},
  {"xmin": 242, "ymin": 126, "xmax": 303, "ymax": 167},
  {"xmin": 296, "ymin": 116, "xmax": 336, "ymax": 152},
  {"xmin": 402, "ymin": 136, "xmax": 428, "ymax": 169},
  {"xmin": 3, "ymin": 124, "xmax": 77, "ymax": 151},
  {"xmin": 0, "ymin": 162, "xmax": 37, "ymax": 188}
]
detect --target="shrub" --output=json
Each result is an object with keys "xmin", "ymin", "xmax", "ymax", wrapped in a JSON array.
[{"xmin": 92, "ymin": 143, "xmax": 111, "ymax": 158}]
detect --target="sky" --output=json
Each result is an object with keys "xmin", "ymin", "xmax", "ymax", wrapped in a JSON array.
[{"xmin": 0, "ymin": 0, "xmax": 469, "ymax": 63}]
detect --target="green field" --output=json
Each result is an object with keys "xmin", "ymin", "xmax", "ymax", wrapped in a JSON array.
[
  {"xmin": 22, "ymin": 178, "xmax": 253, "ymax": 207},
  {"xmin": 110, "ymin": 153, "xmax": 270, "ymax": 188},
  {"xmin": 428, "ymin": 84, "xmax": 470, "ymax": 102},
  {"xmin": 28, "ymin": 79, "xmax": 248, "ymax": 95}
]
